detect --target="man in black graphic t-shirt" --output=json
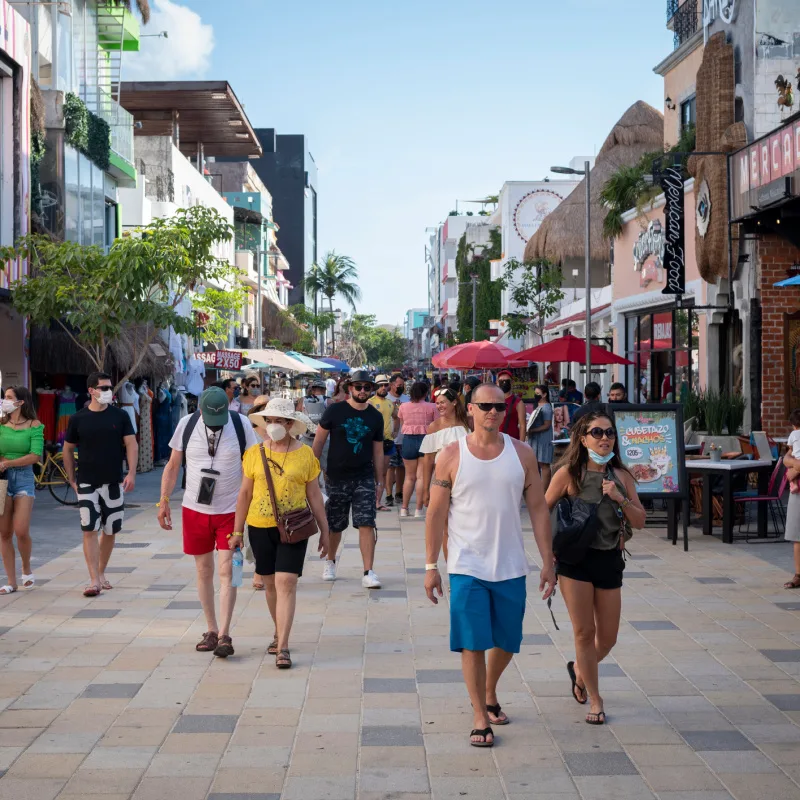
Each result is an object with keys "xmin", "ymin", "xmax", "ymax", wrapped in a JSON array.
[
  {"xmin": 64, "ymin": 372, "xmax": 138, "ymax": 598},
  {"xmin": 313, "ymin": 370, "xmax": 384, "ymax": 588}
]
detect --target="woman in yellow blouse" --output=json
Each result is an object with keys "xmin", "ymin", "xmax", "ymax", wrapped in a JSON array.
[{"xmin": 232, "ymin": 398, "xmax": 329, "ymax": 669}]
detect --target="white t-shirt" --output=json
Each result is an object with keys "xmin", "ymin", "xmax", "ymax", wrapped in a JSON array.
[
  {"xmin": 789, "ymin": 429, "xmax": 800, "ymax": 458},
  {"xmin": 169, "ymin": 413, "xmax": 258, "ymax": 514},
  {"xmin": 185, "ymin": 357, "xmax": 206, "ymax": 396},
  {"xmin": 325, "ymin": 378, "xmax": 336, "ymax": 398}
]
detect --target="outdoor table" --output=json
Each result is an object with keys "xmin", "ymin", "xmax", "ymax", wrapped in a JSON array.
[
  {"xmin": 685, "ymin": 443, "xmax": 702, "ymax": 453},
  {"xmin": 685, "ymin": 459, "xmax": 773, "ymax": 543},
  {"xmin": 552, "ymin": 438, "xmax": 570, "ymax": 446}
]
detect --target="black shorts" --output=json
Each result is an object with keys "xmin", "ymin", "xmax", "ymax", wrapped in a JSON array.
[
  {"xmin": 326, "ymin": 475, "xmax": 376, "ymax": 532},
  {"xmin": 248, "ymin": 525, "xmax": 309, "ymax": 576},
  {"xmin": 556, "ymin": 547, "xmax": 625, "ymax": 590}
]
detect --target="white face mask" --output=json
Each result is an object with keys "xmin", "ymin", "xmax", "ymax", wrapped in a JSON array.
[
  {"xmin": 96, "ymin": 389, "xmax": 113, "ymax": 405},
  {"xmin": 1, "ymin": 399, "xmax": 18, "ymax": 414},
  {"xmin": 266, "ymin": 423, "xmax": 287, "ymax": 441}
]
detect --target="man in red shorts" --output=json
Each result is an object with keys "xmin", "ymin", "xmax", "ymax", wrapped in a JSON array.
[{"xmin": 157, "ymin": 386, "xmax": 258, "ymax": 657}]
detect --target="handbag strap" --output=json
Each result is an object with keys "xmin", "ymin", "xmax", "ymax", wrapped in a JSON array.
[{"xmin": 259, "ymin": 444, "xmax": 283, "ymax": 531}]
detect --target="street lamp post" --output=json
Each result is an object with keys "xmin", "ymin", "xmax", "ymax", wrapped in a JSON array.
[{"xmin": 552, "ymin": 161, "xmax": 592, "ymax": 381}]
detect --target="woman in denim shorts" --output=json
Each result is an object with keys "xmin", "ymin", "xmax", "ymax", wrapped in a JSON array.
[{"xmin": 0, "ymin": 387, "xmax": 44, "ymax": 595}]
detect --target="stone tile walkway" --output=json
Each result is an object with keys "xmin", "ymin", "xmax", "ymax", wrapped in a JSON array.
[{"xmin": 1, "ymin": 499, "xmax": 800, "ymax": 799}]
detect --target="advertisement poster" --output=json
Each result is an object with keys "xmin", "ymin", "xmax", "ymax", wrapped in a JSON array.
[{"xmin": 614, "ymin": 405, "xmax": 685, "ymax": 496}]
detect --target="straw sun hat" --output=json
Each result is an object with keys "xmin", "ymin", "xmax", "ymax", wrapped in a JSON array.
[{"xmin": 249, "ymin": 397, "xmax": 312, "ymax": 436}]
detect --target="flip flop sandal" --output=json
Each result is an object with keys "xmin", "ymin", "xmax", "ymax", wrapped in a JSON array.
[
  {"xmin": 252, "ymin": 581, "xmax": 265, "ymax": 590},
  {"xmin": 469, "ymin": 727, "xmax": 494, "ymax": 747},
  {"xmin": 21, "ymin": 574, "xmax": 35, "ymax": 588},
  {"xmin": 196, "ymin": 631, "xmax": 219, "ymax": 652},
  {"xmin": 567, "ymin": 661, "xmax": 588, "ymax": 705},
  {"xmin": 100, "ymin": 580, "xmax": 113, "ymax": 591},
  {"xmin": 486, "ymin": 703, "xmax": 509, "ymax": 725},
  {"xmin": 83, "ymin": 585, "xmax": 101, "ymax": 597},
  {"xmin": 214, "ymin": 635, "xmax": 235, "ymax": 658},
  {"xmin": 268, "ymin": 635, "xmax": 279, "ymax": 655},
  {"xmin": 0, "ymin": 585, "xmax": 17, "ymax": 595},
  {"xmin": 784, "ymin": 574, "xmax": 800, "ymax": 589},
  {"xmin": 276, "ymin": 649, "xmax": 292, "ymax": 669},
  {"xmin": 585, "ymin": 710, "xmax": 606, "ymax": 725}
]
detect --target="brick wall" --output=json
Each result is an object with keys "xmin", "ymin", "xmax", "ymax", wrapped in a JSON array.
[{"xmin": 759, "ymin": 234, "xmax": 800, "ymax": 434}]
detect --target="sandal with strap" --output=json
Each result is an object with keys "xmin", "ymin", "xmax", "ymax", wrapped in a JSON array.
[
  {"xmin": 784, "ymin": 574, "xmax": 800, "ymax": 589},
  {"xmin": 214, "ymin": 635, "xmax": 234, "ymax": 659},
  {"xmin": 586, "ymin": 710, "xmax": 606, "ymax": 725},
  {"xmin": 21, "ymin": 574, "xmax": 35, "ymax": 588},
  {"xmin": 82, "ymin": 584, "xmax": 101, "ymax": 597},
  {"xmin": 276, "ymin": 649, "xmax": 292, "ymax": 669},
  {"xmin": 268, "ymin": 635, "xmax": 279, "ymax": 656},
  {"xmin": 469, "ymin": 726, "xmax": 494, "ymax": 747},
  {"xmin": 100, "ymin": 580, "xmax": 113, "ymax": 591},
  {"xmin": 486, "ymin": 703, "xmax": 509, "ymax": 725},
  {"xmin": 0, "ymin": 585, "xmax": 17, "ymax": 595},
  {"xmin": 567, "ymin": 661, "xmax": 588, "ymax": 705},
  {"xmin": 196, "ymin": 631, "xmax": 219, "ymax": 652}
]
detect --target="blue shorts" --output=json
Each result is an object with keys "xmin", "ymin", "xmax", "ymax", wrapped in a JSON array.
[
  {"xmin": 401, "ymin": 433, "xmax": 426, "ymax": 461},
  {"xmin": 449, "ymin": 574, "xmax": 527, "ymax": 654},
  {"xmin": 6, "ymin": 466, "xmax": 35, "ymax": 499}
]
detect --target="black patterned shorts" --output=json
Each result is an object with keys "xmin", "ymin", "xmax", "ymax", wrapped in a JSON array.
[
  {"xmin": 78, "ymin": 483, "xmax": 125, "ymax": 534},
  {"xmin": 326, "ymin": 475, "xmax": 376, "ymax": 532}
]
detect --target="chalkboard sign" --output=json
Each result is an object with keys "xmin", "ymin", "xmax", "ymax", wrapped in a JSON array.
[{"xmin": 612, "ymin": 404, "xmax": 687, "ymax": 499}]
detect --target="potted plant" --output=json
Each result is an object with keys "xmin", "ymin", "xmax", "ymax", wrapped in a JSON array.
[{"xmin": 708, "ymin": 442, "xmax": 722, "ymax": 463}]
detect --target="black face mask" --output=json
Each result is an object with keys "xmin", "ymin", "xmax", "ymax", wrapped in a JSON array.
[{"xmin": 498, "ymin": 381, "xmax": 511, "ymax": 393}]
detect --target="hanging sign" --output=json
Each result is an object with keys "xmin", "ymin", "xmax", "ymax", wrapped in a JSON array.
[
  {"xmin": 660, "ymin": 166, "xmax": 686, "ymax": 295},
  {"xmin": 197, "ymin": 350, "xmax": 243, "ymax": 370}
]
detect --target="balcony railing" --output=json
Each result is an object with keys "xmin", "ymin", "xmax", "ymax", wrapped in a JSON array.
[
  {"xmin": 671, "ymin": 0, "xmax": 700, "ymax": 49},
  {"xmin": 86, "ymin": 87, "xmax": 135, "ymax": 165},
  {"xmin": 666, "ymin": 0, "xmax": 680, "ymax": 21}
]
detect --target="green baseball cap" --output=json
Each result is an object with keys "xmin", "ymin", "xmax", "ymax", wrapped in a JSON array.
[{"xmin": 199, "ymin": 387, "xmax": 230, "ymax": 426}]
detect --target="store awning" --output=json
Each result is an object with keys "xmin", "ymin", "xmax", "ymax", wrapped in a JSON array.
[
  {"xmin": 774, "ymin": 275, "xmax": 800, "ymax": 287},
  {"xmin": 230, "ymin": 348, "xmax": 315, "ymax": 373},
  {"xmin": 285, "ymin": 351, "xmax": 334, "ymax": 370},
  {"xmin": 318, "ymin": 357, "xmax": 351, "ymax": 372},
  {"xmin": 544, "ymin": 303, "xmax": 611, "ymax": 332}
]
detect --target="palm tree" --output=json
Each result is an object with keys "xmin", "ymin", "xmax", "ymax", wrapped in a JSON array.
[
  {"xmin": 112, "ymin": 0, "xmax": 151, "ymax": 23},
  {"xmin": 301, "ymin": 251, "xmax": 360, "ymax": 352}
]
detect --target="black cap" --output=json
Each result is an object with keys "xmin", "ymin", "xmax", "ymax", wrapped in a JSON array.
[
  {"xmin": 464, "ymin": 376, "xmax": 481, "ymax": 389},
  {"xmin": 348, "ymin": 369, "xmax": 374, "ymax": 386}
]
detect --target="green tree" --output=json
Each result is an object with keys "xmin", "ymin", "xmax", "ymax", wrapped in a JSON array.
[
  {"xmin": 455, "ymin": 229, "xmax": 502, "ymax": 342},
  {"xmin": 301, "ymin": 251, "xmax": 361, "ymax": 351},
  {"xmin": 497, "ymin": 258, "xmax": 565, "ymax": 342},
  {"xmin": 4, "ymin": 206, "xmax": 241, "ymax": 389}
]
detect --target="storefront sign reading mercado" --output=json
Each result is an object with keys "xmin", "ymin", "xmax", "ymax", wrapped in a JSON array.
[
  {"xmin": 633, "ymin": 220, "xmax": 665, "ymax": 289},
  {"xmin": 659, "ymin": 166, "xmax": 686, "ymax": 295},
  {"xmin": 513, "ymin": 190, "xmax": 564, "ymax": 242},
  {"xmin": 703, "ymin": 0, "xmax": 737, "ymax": 43}
]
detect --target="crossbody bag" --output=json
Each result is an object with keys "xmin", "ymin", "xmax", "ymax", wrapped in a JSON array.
[{"xmin": 258, "ymin": 444, "xmax": 318, "ymax": 544}]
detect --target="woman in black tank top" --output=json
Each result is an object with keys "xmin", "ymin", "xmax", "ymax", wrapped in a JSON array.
[{"xmin": 545, "ymin": 412, "xmax": 646, "ymax": 725}]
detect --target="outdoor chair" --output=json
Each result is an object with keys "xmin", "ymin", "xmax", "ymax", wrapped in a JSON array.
[{"xmin": 734, "ymin": 459, "xmax": 788, "ymax": 542}]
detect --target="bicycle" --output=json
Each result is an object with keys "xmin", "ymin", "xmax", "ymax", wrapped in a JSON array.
[{"xmin": 34, "ymin": 445, "xmax": 79, "ymax": 506}]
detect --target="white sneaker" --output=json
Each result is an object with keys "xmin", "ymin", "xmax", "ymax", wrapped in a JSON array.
[
  {"xmin": 322, "ymin": 560, "xmax": 337, "ymax": 581},
  {"xmin": 399, "ymin": 508, "xmax": 409, "ymax": 518},
  {"xmin": 362, "ymin": 570, "xmax": 382, "ymax": 589},
  {"xmin": 414, "ymin": 508, "xmax": 425, "ymax": 519}
]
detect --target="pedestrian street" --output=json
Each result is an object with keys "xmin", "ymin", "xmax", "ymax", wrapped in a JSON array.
[{"xmin": 2, "ymin": 495, "xmax": 800, "ymax": 800}]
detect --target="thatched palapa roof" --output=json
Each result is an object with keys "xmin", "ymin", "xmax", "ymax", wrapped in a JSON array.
[{"xmin": 525, "ymin": 101, "xmax": 664, "ymax": 264}]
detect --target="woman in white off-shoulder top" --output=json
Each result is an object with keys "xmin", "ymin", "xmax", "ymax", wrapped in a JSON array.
[{"xmin": 420, "ymin": 387, "xmax": 471, "ymax": 559}]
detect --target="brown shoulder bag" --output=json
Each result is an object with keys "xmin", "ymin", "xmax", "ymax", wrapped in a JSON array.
[{"xmin": 259, "ymin": 444, "xmax": 319, "ymax": 544}]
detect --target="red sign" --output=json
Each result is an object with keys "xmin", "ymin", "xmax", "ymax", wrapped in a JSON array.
[
  {"xmin": 653, "ymin": 312, "xmax": 672, "ymax": 349},
  {"xmin": 196, "ymin": 350, "xmax": 243, "ymax": 370}
]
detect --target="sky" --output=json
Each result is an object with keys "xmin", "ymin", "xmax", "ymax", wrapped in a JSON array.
[{"xmin": 126, "ymin": 0, "xmax": 675, "ymax": 327}]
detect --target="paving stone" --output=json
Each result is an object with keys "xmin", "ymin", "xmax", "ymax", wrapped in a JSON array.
[
  {"xmin": 415, "ymin": 669, "xmax": 463, "ymax": 683},
  {"xmin": 565, "ymin": 751, "xmax": 639, "ymax": 776},
  {"xmin": 680, "ymin": 730, "xmax": 756, "ymax": 751},
  {"xmin": 104, "ymin": 567, "xmax": 136, "ymax": 574},
  {"xmin": 763, "ymin": 694, "xmax": 800, "ymax": 710},
  {"xmin": 151, "ymin": 553, "xmax": 183, "ymax": 559},
  {"xmin": 147, "ymin": 584, "xmax": 187, "ymax": 591},
  {"xmin": 73, "ymin": 609, "xmax": 120, "ymax": 619},
  {"xmin": 173, "ymin": 715, "xmax": 239, "ymax": 734},
  {"xmin": 698, "ymin": 750, "xmax": 779, "ymax": 773},
  {"xmin": 630, "ymin": 554, "xmax": 661, "ymax": 560},
  {"xmin": 359, "ymin": 767, "xmax": 430, "ymax": 793},
  {"xmin": 166, "ymin": 601, "xmax": 202, "ymax": 610},
  {"xmin": 598, "ymin": 663, "xmax": 626, "ymax": 677},
  {"xmin": 207, "ymin": 795, "xmax": 281, "ymax": 800},
  {"xmin": 759, "ymin": 649, "xmax": 800, "ymax": 662},
  {"xmin": 115, "ymin": 542, "xmax": 150, "ymax": 548},
  {"xmin": 363, "ymin": 678, "xmax": 416, "ymax": 693},
  {"xmin": 281, "ymin": 777, "xmax": 356, "ymax": 800},
  {"xmin": 625, "ymin": 572, "xmax": 653, "ymax": 578},
  {"xmin": 572, "ymin": 775, "xmax": 656, "ymax": 799},
  {"xmin": 0, "ymin": 628, "xmax": 11, "ymax": 637},
  {"xmin": 775, "ymin": 601, "xmax": 800, "ymax": 611},
  {"xmin": 630, "ymin": 620, "xmax": 678, "ymax": 631},
  {"xmin": 361, "ymin": 726, "xmax": 423, "ymax": 746},
  {"xmin": 405, "ymin": 567, "xmax": 426, "ymax": 574},
  {"xmin": 81, "ymin": 683, "xmax": 142, "ymax": 699},
  {"xmin": 521, "ymin": 634, "xmax": 552, "ymax": 645},
  {"xmin": 695, "ymin": 577, "xmax": 736, "ymax": 584}
]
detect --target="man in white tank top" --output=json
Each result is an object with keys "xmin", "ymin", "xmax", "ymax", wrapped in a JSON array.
[{"xmin": 424, "ymin": 383, "xmax": 556, "ymax": 748}]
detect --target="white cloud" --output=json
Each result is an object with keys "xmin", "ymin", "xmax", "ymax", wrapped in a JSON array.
[{"xmin": 125, "ymin": 0, "xmax": 214, "ymax": 80}]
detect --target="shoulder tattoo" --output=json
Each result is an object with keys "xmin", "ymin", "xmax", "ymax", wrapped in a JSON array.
[{"xmin": 431, "ymin": 477, "xmax": 452, "ymax": 489}]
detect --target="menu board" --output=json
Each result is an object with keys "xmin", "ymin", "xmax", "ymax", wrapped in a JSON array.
[{"xmin": 613, "ymin": 404, "xmax": 686, "ymax": 498}]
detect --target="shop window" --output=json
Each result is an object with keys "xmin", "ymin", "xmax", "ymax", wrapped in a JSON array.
[
  {"xmin": 734, "ymin": 97, "xmax": 744, "ymax": 123},
  {"xmin": 680, "ymin": 96, "xmax": 696, "ymax": 132}
]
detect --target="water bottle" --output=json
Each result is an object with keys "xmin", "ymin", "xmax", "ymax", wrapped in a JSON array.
[{"xmin": 231, "ymin": 547, "xmax": 243, "ymax": 588}]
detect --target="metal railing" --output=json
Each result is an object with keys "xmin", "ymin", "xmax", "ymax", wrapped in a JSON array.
[
  {"xmin": 86, "ymin": 87, "xmax": 135, "ymax": 165},
  {"xmin": 672, "ymin": 0, "xmax": 700, "ymax": 49},
  {"xmin": 666, "ymin": 0, "xmax": 680, "ymax": 21}
]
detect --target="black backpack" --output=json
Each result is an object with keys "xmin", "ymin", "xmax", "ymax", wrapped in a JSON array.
[{"xmin": 180, "ymin": 410, "xmax": 246, "ymax": 489}]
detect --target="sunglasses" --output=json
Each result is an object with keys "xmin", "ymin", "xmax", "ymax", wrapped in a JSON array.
[
  {"xmin": 206, "ymin": 429, "xmax": 219, "ymax": 457},
  {"xmin": 351, "ymin": 383, "xmax": 371, "ymax": 391},
  {"xmin": 473, "ymin": 402, "xmax": 506, "ymax": 412},
  {"xmin": 588, "ymin": 427, "xmax": 616, "ymax": 440},
  {"xmin": 434, "ymin": 388, "xmax": 454, "ymax": 399}
]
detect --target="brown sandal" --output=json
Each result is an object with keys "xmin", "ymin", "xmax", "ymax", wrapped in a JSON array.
[
  {"xmin": 784, "ymin": 574, "xmax": 800, "ymax": 589},
  {"xmin": 214, "ymin": 635, "xmax": 234, "ymax": 659},
  {"xmin": 83, "ymin": 584, "xmax": 101, "ymax": 597},
  {"xmin": 196, "ymin": 631, "xmax": 219, "ymax": 652},
  {"xmin": 276, "ymin": 649, "xmax": 292, "ymax": 669},
  {"xmin": 268, "ymin": 635, "xmax": 278, "ymax": 655}
]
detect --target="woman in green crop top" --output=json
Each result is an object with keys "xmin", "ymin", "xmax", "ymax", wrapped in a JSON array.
[
  {"xmin": 0, "ymin": 387, "xmax": 44, "ymax": 595},
  {"xmin": 545, "ymin": 411, "xmax": 646, "ymax": 726}
]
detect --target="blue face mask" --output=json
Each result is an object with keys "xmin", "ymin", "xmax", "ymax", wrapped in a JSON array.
[{"xmin": 588, "ymin": 449, "xmax": 614, "ymax": 465}]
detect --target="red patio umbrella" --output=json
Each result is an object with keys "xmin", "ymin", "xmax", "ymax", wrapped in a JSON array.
[
  {"xmin": 513, "ymin": 334, "xmax": 633, "ymax": 366},
  {"xmin": 432, "ymin": 340, "xmax": 528, "ymax": 369}
]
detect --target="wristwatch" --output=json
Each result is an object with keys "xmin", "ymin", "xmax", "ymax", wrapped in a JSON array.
[{"xmin": 425, "ymin": 563, "xmax": 439, "ymax": 571}]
